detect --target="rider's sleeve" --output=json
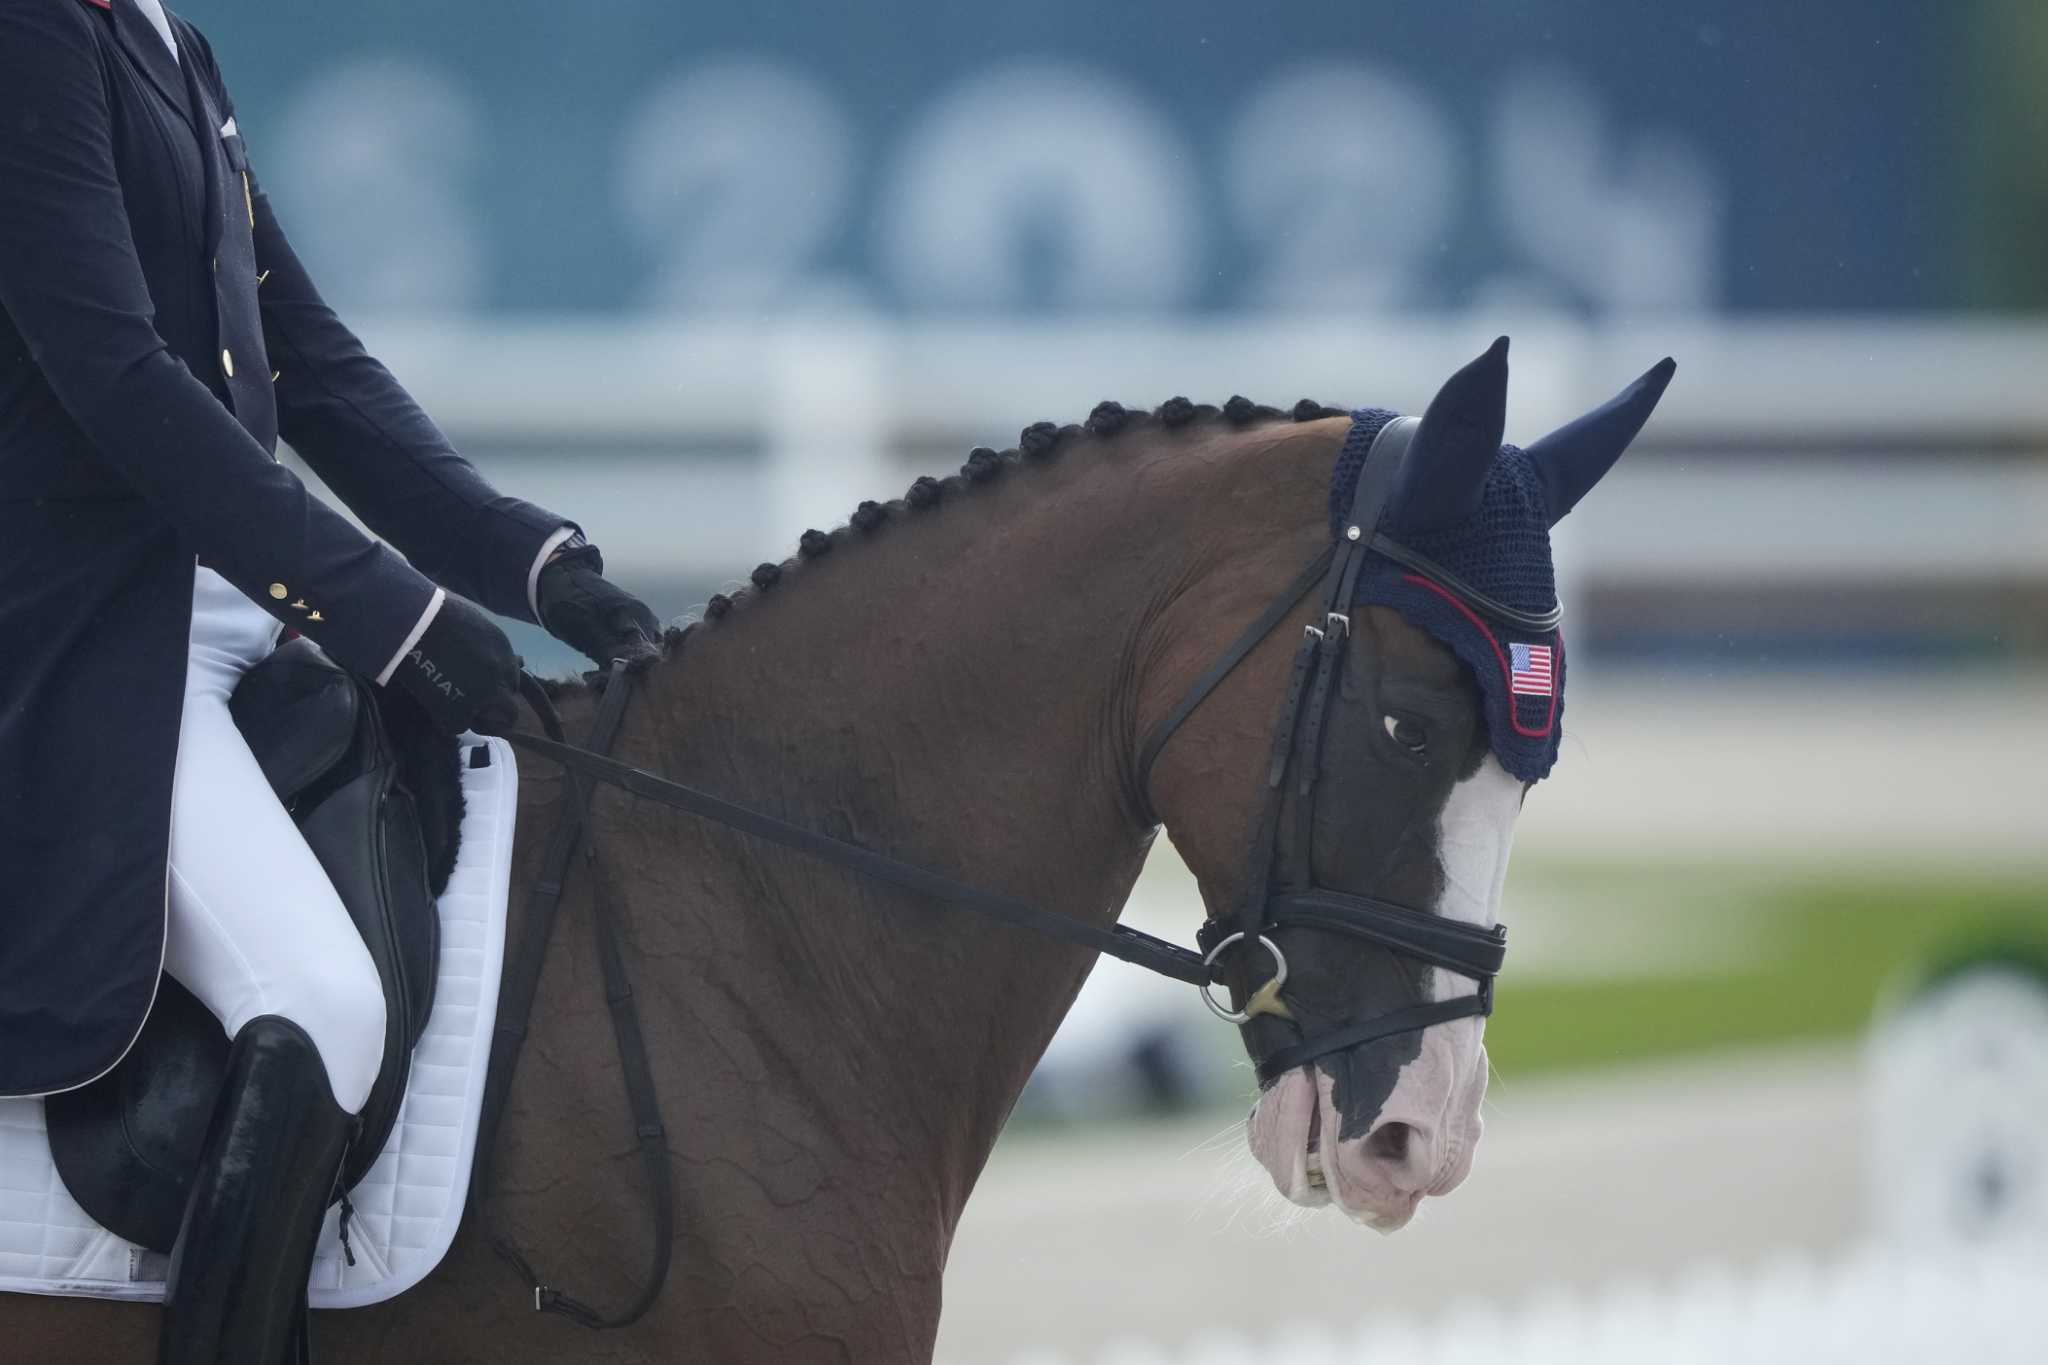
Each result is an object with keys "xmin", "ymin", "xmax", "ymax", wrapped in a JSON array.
[{"xmin": 180, "ymin": 10, "xmax": 578, "ymax": 631}]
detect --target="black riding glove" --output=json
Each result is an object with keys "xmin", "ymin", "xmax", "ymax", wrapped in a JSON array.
[
  {"xmin": 389, "ymin": 595, "xmax": 522, "ymax": 736},
  {"xmin": 536, "ymin": 542, "xmax": 663, "ymax": 669}
]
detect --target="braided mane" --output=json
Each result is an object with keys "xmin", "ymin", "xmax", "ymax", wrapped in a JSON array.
[{"xmin": 675, "ymin": 394, "xmax": 1348, "ymax": 639}]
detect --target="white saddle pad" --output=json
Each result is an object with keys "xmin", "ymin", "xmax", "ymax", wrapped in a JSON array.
[{"xmin": 0, "ymin": 733, "xmax": 518, "ymax": 1309}]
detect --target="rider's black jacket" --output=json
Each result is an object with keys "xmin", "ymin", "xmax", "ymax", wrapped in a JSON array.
[{"xmin": 0, "ymin": 0, "xmax": 572, "ymax": 1095}]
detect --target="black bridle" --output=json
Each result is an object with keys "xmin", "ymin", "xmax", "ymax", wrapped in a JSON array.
[
  {"xmin": 471, "ymin": 411, "xmax": 1516, "ymax": 1326},
  {"xmin": 1134, "ymin": 414, "xmax": 1510, "ymax": 1084}
]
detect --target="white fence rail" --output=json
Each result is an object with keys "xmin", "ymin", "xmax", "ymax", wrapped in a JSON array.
[{"xmin": 340, "ymin": 317, "xmax": 2048, "ymax": 600}]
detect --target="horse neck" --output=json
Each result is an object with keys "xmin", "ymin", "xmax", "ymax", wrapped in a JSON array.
[{"xmin": 542, "ymin": 421, "xmax": 1335, "ymax": 1239}]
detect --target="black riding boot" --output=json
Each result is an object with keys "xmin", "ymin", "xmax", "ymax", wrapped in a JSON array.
[{"xmin": 158, "ymin": 1015, "xmax": 355, "ymax": 1365}]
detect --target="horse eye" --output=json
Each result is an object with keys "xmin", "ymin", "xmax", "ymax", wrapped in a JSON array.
[{"xmin": 1383, "ymin": 715, "xmax": 1428, "ymax": 752}]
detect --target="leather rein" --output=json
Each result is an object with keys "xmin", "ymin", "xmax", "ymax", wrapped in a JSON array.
[{"xmin": 468, "ymin": 411, "xmax": 1517, "ymax": 1327}]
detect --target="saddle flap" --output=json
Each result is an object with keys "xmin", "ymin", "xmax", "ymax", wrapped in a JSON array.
[
  {"xmin": 45, "ymin": 980, "xmax": 225, "ymax": 1251},
  {"xmin": 299, "ymin": 767, "xmax": 440, "ymax": 1048},
  {"xmin": 228, "ymin": 637, "xmax": 359, "ymax": 804}
]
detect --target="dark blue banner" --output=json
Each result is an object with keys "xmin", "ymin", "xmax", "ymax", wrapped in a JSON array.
[{"xmin": 183, "ymin": 0, "xmax": 1961, "ymax": 316}]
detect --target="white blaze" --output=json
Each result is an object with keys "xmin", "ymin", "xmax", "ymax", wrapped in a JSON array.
[{"xmin": 1429, "ymin": 752, "xmax": 1523, "ymax": 993}]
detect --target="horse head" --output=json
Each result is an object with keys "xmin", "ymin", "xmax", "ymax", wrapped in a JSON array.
[{"xmin": 1147, "ymin": 338, "xmax": 1673, "ymax": 1231}]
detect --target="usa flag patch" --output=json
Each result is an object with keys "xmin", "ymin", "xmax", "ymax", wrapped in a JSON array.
[{"xmin": 1509, "ymin": 642, "xmax": 1554, "ymax": 697}]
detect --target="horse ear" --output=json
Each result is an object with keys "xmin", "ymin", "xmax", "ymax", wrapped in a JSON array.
[
  {"xmin": 1390, "ymin": 336, "xmax": 1510, "ymax": 530},
  {"xmin": 1526, "ymin": 357, "xmax": 1677, "ymax": 526}
]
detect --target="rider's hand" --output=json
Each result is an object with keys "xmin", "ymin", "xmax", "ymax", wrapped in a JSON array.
[
  {"xmin": 536, "ymin": 542, "xmax": 663, "ymax": 670},
  {"xmin": 388, "ymin": 595, "xmax": 522, "ymax": 735}
]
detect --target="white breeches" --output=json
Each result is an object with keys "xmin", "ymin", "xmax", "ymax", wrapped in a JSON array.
[{"xmin": 167, "ymin": 568, "xmax": 386, "ymax": 1113}]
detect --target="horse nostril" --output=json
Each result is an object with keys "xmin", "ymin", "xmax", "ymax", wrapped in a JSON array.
[{"xmin": 1366, "ymin": 1121, "xmax": 1413, "ymax": 1166}]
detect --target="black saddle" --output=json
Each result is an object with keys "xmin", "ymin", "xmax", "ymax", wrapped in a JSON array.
[{"xmin": 45, "ymin": 637, "xmax": 468, "ymax": 1252}]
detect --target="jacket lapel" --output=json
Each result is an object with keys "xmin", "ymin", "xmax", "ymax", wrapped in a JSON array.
[
  {"xmin": 178, "ymin": 44, "xmax": 229, "ymax": 258},
  {"xmin": 109, "ymin": 0, "xmax": 199, "ymax": 139}
]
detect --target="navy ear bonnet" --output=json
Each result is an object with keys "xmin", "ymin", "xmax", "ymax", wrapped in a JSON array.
[
  {"xmin": 1322, "ymin": 343, "xmax": 1673, "ymax": 784},
  {"xmin": 1331, "ymin": 409, "xmax": 1565, "ymax": 782}
]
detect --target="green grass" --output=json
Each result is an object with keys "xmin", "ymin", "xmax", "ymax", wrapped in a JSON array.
[{"xmin": 1486, "ymin": 861, "xmax": 2048, "ymax": 1075}]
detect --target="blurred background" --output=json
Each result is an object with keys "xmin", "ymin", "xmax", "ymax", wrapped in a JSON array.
[{"xmin": 182, "ymin": 0, "xmax": 2047, "ymax": 1358}]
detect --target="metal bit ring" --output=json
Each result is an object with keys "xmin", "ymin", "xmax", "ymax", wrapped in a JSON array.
[{"xmin": 1200, "ymin": 932, "xmax": 1288, "ymax": 1024}]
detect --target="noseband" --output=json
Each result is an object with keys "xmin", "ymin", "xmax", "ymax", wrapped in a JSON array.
[{"xmin": 1135, "ymin": 415, "xmax": 1512, "ymax": 1084}]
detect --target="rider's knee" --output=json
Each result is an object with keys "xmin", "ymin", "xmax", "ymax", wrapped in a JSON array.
[{"xmin": 276, "ymin": 940, "xmax": 387, "ymax": 1115}]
